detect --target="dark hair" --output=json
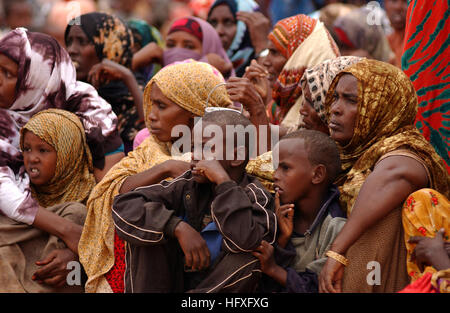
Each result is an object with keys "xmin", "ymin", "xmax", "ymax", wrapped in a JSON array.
[
  {"xmin": 200, "ymin": 110, "xmax": 256, "ymax": 162},
  {"xmin": 281, "ymin": 129, "xmax": 341, "ymax": 184}
]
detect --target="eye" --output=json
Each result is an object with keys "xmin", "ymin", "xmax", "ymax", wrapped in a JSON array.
[
  {"xmin": 208, "ymin": 19, "xmax": 218, "ymax": 27},
  {"xmin": 22, "ymin": 146, "xmax": 31, "ymax": 153},
  {"xmin": 166, "ymin": 40, "xmax": 175, "ymax": 48}
]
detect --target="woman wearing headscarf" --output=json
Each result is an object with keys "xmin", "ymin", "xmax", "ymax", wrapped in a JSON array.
[
  {"xmin": 132, "ymin": 16, "xmax": 235, "ymax": 81},
  {"xmin": 0, "ymin": 109, "xmax": 95, "ymax": 292},
  {"xmin": 228, "ymin": 13, "xmax": 340, "ymax": 144},
  {"xmin": 65, "ymin": 12, "xmax": 144, "ymax": 153},
  {"xmin": 318, "ymin": 59, "xmax": 449, "ymax": 293},
  {"xmin": 79, "ymin": 61, "xmax": 233, "ymax": 293},
  {"xmin": 332, "ymin": 7, "xmax": 395, "ymax": 63},
  {"xmin": 0, "ymin": 28, "xmax": 120, "ymax": 245},
  {"xmin": 207, "ymin": 0, "xmax": 270, "ymax": 77}
]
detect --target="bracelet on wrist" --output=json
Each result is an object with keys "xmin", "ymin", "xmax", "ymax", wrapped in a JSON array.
[{"xmin": 326, "ymin": 250, "xmax": 349, "ymax": 267}]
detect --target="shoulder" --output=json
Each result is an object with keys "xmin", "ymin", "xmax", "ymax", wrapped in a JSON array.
[{"xmin": 373, "ymin": 150, "xmax": 429, "ymax": 189}]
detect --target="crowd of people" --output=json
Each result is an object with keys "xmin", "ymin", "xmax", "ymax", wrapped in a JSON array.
[{"xmin": 0, "ymin": 0, "xmax": 448, "ymax": 294}]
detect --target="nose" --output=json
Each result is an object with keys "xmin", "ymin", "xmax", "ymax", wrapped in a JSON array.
[
  {"xmin": 26, "ymin": 150, "xmax": 39, "ymax": 164},
  {"xmin": 66, "ymin": 41, "xmax": 79, "ymax": 57},
  {"xmin": 149, "ymin": 106, "xmax": 158, "ymax": 123},
  {"xmin": 329, "ymin": 98, "xmax": 343, "ymax": 117},
  {"xmin": 215, "ymin": 23, "xmax": 226, "ymax": 36}
]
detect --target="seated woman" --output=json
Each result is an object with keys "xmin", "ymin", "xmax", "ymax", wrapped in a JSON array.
[
  {"xmin": 0, "ymin": 28, "xmax": 121, "ymax": 244},
  {"xmin": 399, "ymin": 189, "xmax": 449, "ymax": 293},
  {"xmin": 0, "ymin": 109, "xmax": 95, "ymax": 292},
  {"xmin": 65, "ymin": 12, "xmax": 144, "ymax": 153},
  {"xmin": 318, "ymin": 59, "xmax": 449, "ymax": 293},
  {"xmin": 207, "ymin": 0, "xmax": 270, "ymax": 77},
  {"xmin": 132, "ymin": 16, "xmax": 235, "ymax": 149},
  {"xmin": 226, "ymin": 13, "xmax": 340, "ymax": 148},
  {"xmin": 78, "ymin": 61, "xmax": 233, "ymax": 293}
]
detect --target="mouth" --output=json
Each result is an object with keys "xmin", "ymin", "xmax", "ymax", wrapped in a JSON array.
[
  {"xmin": 328, "ymin": 120, "xmax": 341, "ymax": 131},
  {"xmin": 28, "ymin": 167, "xmax": 40, "ymax": 179},
  {"xmin": 149, "ymin": 127, "xmax": 161, "ymax": 135}
]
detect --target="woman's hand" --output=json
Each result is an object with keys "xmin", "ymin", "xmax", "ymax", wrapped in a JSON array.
[
  {"xmin": 32, "ymin": 248, "xmax": 78, "ymax": 287},
  {"xmin": 163, "ymin": 160, "xmax": 191, "ymax": 178},
  {"xmin": 409, "ymin": 228, "xmax": 450, "ymax": 271},
  {"xmin": 226, "ymin": 77, "xmax": 267, "ymax": 120},
  {"xmin": 206, "ymin": 53, "xmax": 233, "ymax": 77},
  {"xmin": 87, "ymin": 59, "xmax": 132, "ymax": 88},
  {"xmin": 319, "ymin": 257, "xmax": 345, "ymax": 293},
  {"xmin": 236, "ymin": 11, "xmax": 271, "ymax": 55},
  {"xmin": 243, "ymin": 59, "xmax": 271, "ymax": 104}
]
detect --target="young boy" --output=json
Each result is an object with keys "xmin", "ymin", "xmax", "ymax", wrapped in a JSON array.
[
  {"xmin": 252, "ymin": 129, "xmax": 346, "ymax": 293},
  {"xmin": 111, "ymin": 110, "xmax": 277, "ymax": 292}
]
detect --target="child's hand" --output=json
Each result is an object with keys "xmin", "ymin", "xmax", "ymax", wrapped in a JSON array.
[
  {"xmin": 32, "ymin": 248, "xmax": 77, "ymax": 287},
  {"xmin": 191, "ymin": 160, "xmax": 231, "ymax": 185},
  {"xmin": 174, "ymin": 221, "xmax": 211, "ymax": 271},
  {"xmin": 274, "ymin": 190, "xmax": 294, "ymax": 248},
  {"xmin": 252, "ymin": 240, "xmax": 277, "ymax": 275}
]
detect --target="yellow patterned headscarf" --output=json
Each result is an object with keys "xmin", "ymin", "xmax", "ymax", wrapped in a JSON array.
[
  {"xmin": 324, "ymin": 59, "xmax": 449, "ymax": 214},
  {"xmin": 79, "ymin": 61, "xmax": 232, "ymax": 293},
  {"xmin": 19, "ymin": 109, "xmax": 95, "ymax": 207},
  {"xmin": 402, "ymin": 189, "xmax": 449, "ymax": 285}
]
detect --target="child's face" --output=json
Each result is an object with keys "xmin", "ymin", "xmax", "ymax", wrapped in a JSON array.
[
  {"xmin": 0, "ymin": 53, "xmax": 18, "ymax": 109},
  {"xmin": 22, "ymin": 131, "xmax": 57, "ymax": 186},
  {"xmin": 273, "ymin": 138, "xmax": 314, "ymax": 204}
]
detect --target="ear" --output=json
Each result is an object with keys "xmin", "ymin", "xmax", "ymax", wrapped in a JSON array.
[
  {"xmin": 311, "ymin": 164, "xmax": 327, "ymax": 185},
  {"xmin": 229, "ymin": 146, "xmax": 247, "ymax": 167}
]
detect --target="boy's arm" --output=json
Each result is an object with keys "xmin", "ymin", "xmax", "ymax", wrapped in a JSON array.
[
  {"xmin": 112, "ymin": 179, "xmax": 184, "ymax": 246},
  {"xmin": 211, "ymin": 181, "xmax": 277, "ymax": 252}
]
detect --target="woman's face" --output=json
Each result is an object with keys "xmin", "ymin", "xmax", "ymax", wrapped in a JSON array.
[
  {"xmin": 22, "ymin": 130, "xmax": 57, "ymax": 186},
  {"xmin": 65, "ymin": 25, "xmax": 101, "ymax": 81},
  {"xmin": 385, "ymin": 0, "xmax": 408, "ymax": 31},
  {"xmin": 208, "ymin": 4, "xmax": 237, "ymax": 51},
  {"xmin": 300, "ymin": 81, "xmax": 329, "ymax": 135},
  {"xmin": 165, "ymin": 31, "xmax": 203, "ymax": 55},
  {"xmin": 328, "ymin": 74, "xmax": 359, "ymax": 146},
  {"xmin": 148, "ymin": 83, "xmax": 194, "ymax": 143},
  {"xmin": 262, "ymin": 40, "xmax": 287, "ymax": 88},
  {"xmin": 0, "ymin": 53, "xmax": 18, "ymax": 109}
]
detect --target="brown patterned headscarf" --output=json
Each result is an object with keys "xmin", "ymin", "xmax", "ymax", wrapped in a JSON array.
[
  {"xmin": 65, "ymin": 12, "xmax": 134, "ymax": 67},
  {"xmin": 324, "ymin": 59, "xmax": 449, "ymax": 213},
  {"xmin": 20, "ymin": 109, "xmax": 96, "ymax": 207}
]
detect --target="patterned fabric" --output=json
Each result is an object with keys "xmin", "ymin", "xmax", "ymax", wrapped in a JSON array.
[
  {"xmin": 78, "ymin": 61, "xmax": 232, "ymax": 293},
  {"xmin": 300, "ymin": 56, "xmax": 363, "ymax": 125},
  {"xmin": 19, "ymin": 109, "xmax": 96, "ymax": 207},
  {"xmin": 324, "ymin": 59, "xmax": 450, "ymax": 215},
  {"xmin": 168, "ymin": 18, "xmax": 203, "ymax": 43},
  {"xmin": 402, "ymin": 0, "xmax": 450, "ymax": 172},
  {"xmin": 0, "ymin": 28, "xmax": 118, "ymax": 225},
  {"xmin": 333, "ymin": 7, "xmax": 394, "ymax": 63},
  {"xmin": 65, "ymin": 12, "xmax": 134, "ymax": 67},
  {"xmin": 270, "ymin": 20, "xmax": 340, "ymax": 127},
  {"xmin": 268, "ymin": 14, "xmax": 317, "ymax": 60},
  {"xmin": 207, "ymin": 0, "xmax": 260, "ymax": 76},
  {"xmin": 402, "ymin": 188, "xmax": 449, "ymax": 282}
]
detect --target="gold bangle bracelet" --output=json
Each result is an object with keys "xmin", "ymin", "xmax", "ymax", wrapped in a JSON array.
[{"xmin": 326, "ymin": 250, "xmax": 349, "ymax": 267}]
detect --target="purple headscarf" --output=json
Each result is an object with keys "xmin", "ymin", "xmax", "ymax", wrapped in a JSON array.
[{"xmin": 163, "ymin": 16, "xmax": 235, "ymax": 78}]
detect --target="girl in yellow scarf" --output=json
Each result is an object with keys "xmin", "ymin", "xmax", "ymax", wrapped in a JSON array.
[{"xmin": 78, "ymin": 60, "xmax": 232, "ymax": 293}]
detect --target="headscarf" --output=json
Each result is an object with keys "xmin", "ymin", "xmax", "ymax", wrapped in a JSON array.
[
  {"xmin": 0, "ymin": 28, "xmax": 119, "ymax": 224},
  {"xmin": 163, "ymin": 16, "xmax": 235, "ymax": 78},
  {"xmin": 402, "ymin": 188, "xmax": 449, "ymax": 285},
  {"xmin": 207, "ymin": 0, "xmax": 260, "ymax": 76},
  {"xmin": 333, "ymin": 7, "xmax": 394, "ymax": 63},
  {"xmin": 324, "ymin": 59, "xmax": 449, "ymax": 214},
  {"xmin": 65, "ymin": 12, "xmax": 134, "ymax": 67},
  {"xmin": 128, "ymin": 19, "xmax": 164, "ymax": 81},
  {"xmin": 19, "ymin": 109, "xmax": 96, "ymax": 207},
  {"xmin": 65, "ymin": 12, "xmax": 143, "ymax": 150},
  {"xmin": 269, "ymin": 15, "xmax": 340, "ymax": 126},
  {"xmin": 79, "ymin": 61, "xmax": 232, "ymax": 293},
  {"xmin": 300, "ymin": 56, "xmax": 363, "ymax": 125}
]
